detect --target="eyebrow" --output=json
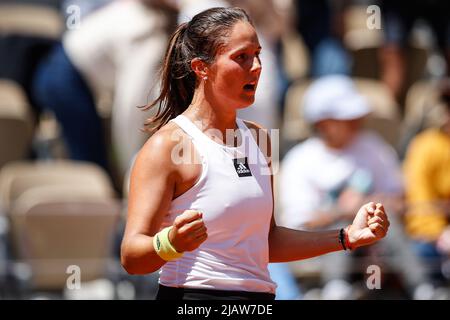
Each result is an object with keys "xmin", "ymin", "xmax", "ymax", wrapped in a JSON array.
[{"xmin": 231, "ymin": 45, "xmax": 263, "ymax": 54}]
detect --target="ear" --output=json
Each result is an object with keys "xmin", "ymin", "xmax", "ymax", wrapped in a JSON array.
[{"xmin": 191, "ymin": 58, "xmax": 209, "ymax": 81}]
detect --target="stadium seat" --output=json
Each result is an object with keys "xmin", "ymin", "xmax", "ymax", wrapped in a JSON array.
[
  {"xmin": 0, "ymin": 3, "xmax": 63, "ymax": 39},
  {"xmin": 343, "ymin": 5, "xmax": 428, "ymax": 87},
  {"xmin": 0, "ymin": 160, "xmax": 115, "ymax": 211},
  {"xmin": 280, "ymin": 31, "xmax": 310, "ymax": 81},
  {"xmin": 0, "ymin": 79, "xmax": 34, "ymax": 170},
  {"xmin": 403, "ymin": 80, "xmax": 447, "ymax": 131},
  {"xmin": 0, "ymin": 160, "xmax": 120, "ymax": 291},
  {"xmin": 398, "ymin": 80, "xmax": 448, "ymax": 157}
]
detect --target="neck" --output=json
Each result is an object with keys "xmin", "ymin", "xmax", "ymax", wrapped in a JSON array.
[
  {"xmin": 322, "ymin": 136, "xmax": 355, "ymax": 150},
  {"xmin": 183, "ymin": 88, "xmax": 238, "ymax": 136}
]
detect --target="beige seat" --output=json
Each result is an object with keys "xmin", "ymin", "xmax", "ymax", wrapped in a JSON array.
[
  {"xmin": 398, "ymin": 80, "xmax": 448, "ymax": 155},
  {"xmin": 10, "ymin": 186, "xmax": 120, "ymax": 290},
  {"xmin": 0, "ymin": 160, "xmax": 120, "ymax": 290},
  {"xmin": 350, "ymin": 45, "xmax": 428, "ymax": 89},
  {"xmin": 280, "ymin": 31, "xmax": 310, "ymax": 81},
  {"xmin": 403, "ymin": 80, "xmax": 448, "ymax": 131},
  {"xmin": 282, "ymin": 79, "xmax": 314, "ymax": 145},
  {"xmin": 282, "ymin": 78, "xmax": 401, "ymax": 150},
  {"xmin": 0, "ymin": 80, "xmax": 34, "ymax": 170},
  {"xmin": 356, "ymin": 78, "xmax": 402, "ymax": 148},
  {"xmin": 343, "ymin": 5, "xmax": 428, "ymax": 84},
  {"xmin": 0, "ymin": 160, "xmax": 115, "ymax": 212},
  {"xmin": 343, "ymin": 5, "xmax": 384, "ymax": 51},
  {"xmin": 343, "ymin": 5, "xmax": 383, "ymax": 80},
  {"xmin": 0, "ymin": 3, "xmax": 63, "ymax": 38}
]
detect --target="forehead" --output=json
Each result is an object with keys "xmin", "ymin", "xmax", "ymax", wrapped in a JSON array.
[{"xmin": 219, "ymin": 21, "xmax": 260, "ymax": 53}]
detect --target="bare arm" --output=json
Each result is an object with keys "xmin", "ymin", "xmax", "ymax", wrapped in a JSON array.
[
  {"xmin": 120, "ymin": 127, "xmax": 207, "ymax": 274},
  {"xmin": 120, "ymin": 130, "xmax": 177, "ymax": 274},
  {"xmin": 269, "ymin": 224, "xmax": 342, "ymax": 262},
  {"xmin": 243, "ymin": 120, "xmax": 390, "ymax": 263},
  {"xmin": 269, "ymin": 201, "xmax": 389, "ymax": 262}
]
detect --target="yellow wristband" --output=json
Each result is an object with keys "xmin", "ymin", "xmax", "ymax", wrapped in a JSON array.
[{"xmin": 153, "ymin": 226, "xmax": 183, "ymax": 261}]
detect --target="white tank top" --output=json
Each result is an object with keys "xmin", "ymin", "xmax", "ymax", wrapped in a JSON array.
[{"xmin": 158, "ymin": 115, "xmax": 276, "ymax": 294}]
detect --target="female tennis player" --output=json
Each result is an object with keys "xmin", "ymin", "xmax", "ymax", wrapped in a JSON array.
[{"xmin": 120, "ymin": 7, "xmax": 390, "ymax": 300}]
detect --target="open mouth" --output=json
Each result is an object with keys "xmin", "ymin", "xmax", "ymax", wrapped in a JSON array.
[{"xmin": 243, "ymin": 83, "xmax": 257, "ymax": 92}]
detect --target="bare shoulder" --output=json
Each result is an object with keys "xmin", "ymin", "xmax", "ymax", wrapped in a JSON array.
[
  {"xmin": 133, "ymin": 121, "xmax": 187, "ymax": 173},
  {"xmin": 243, "ymin": 119, "xmax": 269, "ymax": 140},
  {"xmin": 242, "ymin": 120, "xmax": 272, "ymax": 162},
  {"xmin": 142, "ymin": 121, "xmax": 183, "ymax": 150},
  {"xmin": 242, "ymin": 119, "xmax": 266, "ymax": 131}
]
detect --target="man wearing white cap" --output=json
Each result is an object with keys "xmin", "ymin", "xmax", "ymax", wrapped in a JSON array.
[
  {"xmin": 280, "ymin": 75, "xmax": 402, "ymax": 230},
  {"xmin": 277, "ymin": 75, "xmax": 428, "ymax": 299}
]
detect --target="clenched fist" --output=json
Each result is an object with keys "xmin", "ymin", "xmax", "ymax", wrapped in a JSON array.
[
  {"xmin": 347, "ymin": 202, "xmax": 390, "ymax": 249},
  {"xmin": 168, "ymin": 210, "xmax": 208, "ymax": 252}
]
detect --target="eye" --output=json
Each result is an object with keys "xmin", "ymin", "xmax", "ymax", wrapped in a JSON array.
[{"xmin": 236, "ymin": 53, "xmax": 248, "ymax": 61}]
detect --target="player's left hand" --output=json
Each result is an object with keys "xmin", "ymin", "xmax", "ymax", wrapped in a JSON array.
[{"xmin": 347, "ymin": 202, "xmax": 390, "ymax": 249}]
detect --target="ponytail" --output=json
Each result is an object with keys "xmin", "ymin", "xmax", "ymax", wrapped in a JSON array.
[{"xmin": 142, "ymin": 22, "xmax": 195, "ymax": 134}]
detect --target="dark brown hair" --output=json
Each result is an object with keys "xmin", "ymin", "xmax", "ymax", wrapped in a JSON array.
[{"xmin": 142, "ymin": 7, "xmax": 252, "ymax": 133}]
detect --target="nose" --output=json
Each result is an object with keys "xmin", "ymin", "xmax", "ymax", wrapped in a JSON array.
[{"xmin": 251, "ymin": 55, "xmax": 262, "ymax": 74}]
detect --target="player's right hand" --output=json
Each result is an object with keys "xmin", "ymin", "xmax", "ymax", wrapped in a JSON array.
[{"xmin": 169, "ymin": 210, "xmax": 208, "ymax": 252}]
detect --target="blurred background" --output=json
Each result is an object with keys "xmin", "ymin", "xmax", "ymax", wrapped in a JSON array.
[{"xmin": 0, "ymin": 0, "xmax": 449, "ymax": 300}]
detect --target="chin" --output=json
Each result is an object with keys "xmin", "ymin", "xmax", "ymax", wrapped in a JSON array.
[
  {"xmin": 238, "ymin": 96, "xmax": 256, "ymax": 108},
  {"xmin": 237, "ymin": 103, "xmax": 253, "ymax": 110}
]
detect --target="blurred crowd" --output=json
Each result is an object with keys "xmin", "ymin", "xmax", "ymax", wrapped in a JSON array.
[{"xmin": 0, "ymin": 0, "xmax": 449, "ymax": 300}]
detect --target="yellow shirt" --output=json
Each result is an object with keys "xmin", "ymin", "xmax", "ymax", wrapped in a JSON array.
[{"xmin": 403, "ymin": 128, "xmax": 450, "ymax": 241}]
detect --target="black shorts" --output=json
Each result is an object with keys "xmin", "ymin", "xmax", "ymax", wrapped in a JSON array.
[{"xmin": 156, "ymin": 285, "xmax": 276, "ymax": 300}]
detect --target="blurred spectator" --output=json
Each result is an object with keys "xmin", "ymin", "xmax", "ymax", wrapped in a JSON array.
[
  {"xmin": 294, "ymin": 0, "xmax": 352, "ymax": 77},
  {"xmin": 31, "ymin": 0, "xmax": 177, "ymax": 178},
  {"xmin": 0, "ymin": 0, "xmax": 64, "ymax": 115},
  {"xmin": 403, "ymin": 79, "xmax": 450, "ymax": 287},
  {"xmin": 280, "ymin": 75, "xmax": 403, "ymax": 229},
  {"xmin": 0, "ymin": 1, "xmax": 110, "ymax": 113},
  {"xmin": 379, "ymin": 0, "xmax": 450, "ymax": 103},
  {"xmin": 278, "ymin": 75, "xmax": 427, "ymax": 299}
]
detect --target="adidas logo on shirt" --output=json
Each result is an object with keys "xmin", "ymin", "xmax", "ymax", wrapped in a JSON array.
[{"xmin": 233, "ymin": 157, "xmax": 252, "ymax": 177}]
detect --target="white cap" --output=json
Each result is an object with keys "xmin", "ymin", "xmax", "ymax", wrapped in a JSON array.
[{"xmin": 302, "ymin": 75, "xmax": 371, "ymax": 124}]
